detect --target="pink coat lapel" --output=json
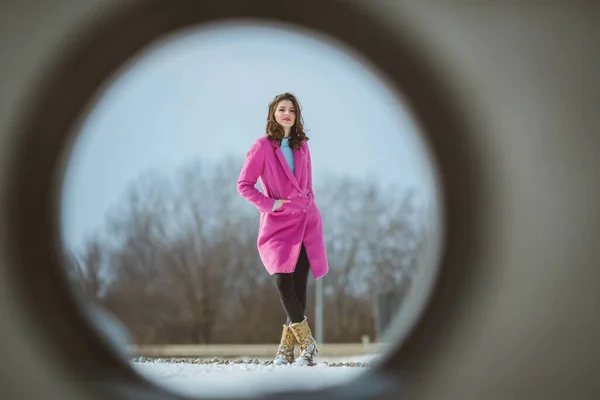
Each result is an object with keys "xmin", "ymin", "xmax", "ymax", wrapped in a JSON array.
[{"xmin": 293, "ymin": 146, "xmax": 303, "ymax": 184}]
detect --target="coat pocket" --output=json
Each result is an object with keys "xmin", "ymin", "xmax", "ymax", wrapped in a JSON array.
[{"xmin": 272, "ymin": 204, "xmax": 287, "ymax": 214}]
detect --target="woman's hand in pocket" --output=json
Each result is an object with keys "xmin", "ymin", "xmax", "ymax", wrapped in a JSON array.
[{"xmin": 273, "ymin": 199, "xmax": 291, "ymax": 211}]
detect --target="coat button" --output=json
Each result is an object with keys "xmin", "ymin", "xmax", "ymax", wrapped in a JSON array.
[
  {"xmin": 292, "ymin": 211, "xmax": 296, "ymax": 214},
  {"xmin": 298, "ymin": 194, "xmax": 302, "ymax": 198},
  {"xmin": 287, "ymin": 196, "xmax": 291, "ymax": 199},
  {"xmin": 303, "ymin": 209, "xmax": 307, "ymax": 213}
]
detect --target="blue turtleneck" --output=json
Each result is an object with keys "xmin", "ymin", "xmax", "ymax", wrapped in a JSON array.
[
  {"xmin": 280, "ymin": 137, "xmax": 295, "ymax": 174},
  {"xmin": 272, "ymin": 137, "xmax": 295, "ymax": 211}
]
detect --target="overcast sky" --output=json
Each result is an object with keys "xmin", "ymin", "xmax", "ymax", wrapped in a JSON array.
[{"xmin": 60, "ymin": 21, "xmax": 436, "ymax": 250}]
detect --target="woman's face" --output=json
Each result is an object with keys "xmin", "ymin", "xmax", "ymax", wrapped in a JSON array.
[{"xmin": 273, "ymin": 100, "xmax": 296, "ymax": 129}]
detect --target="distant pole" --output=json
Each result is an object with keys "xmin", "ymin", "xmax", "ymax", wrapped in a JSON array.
[{"xmin": 315, "ymin": 277, "xmax": 324, "ymax": 344}]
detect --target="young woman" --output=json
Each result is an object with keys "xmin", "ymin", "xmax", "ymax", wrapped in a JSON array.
[{"xmin": 237, "ymin": 93, "xmax": 329, "ymax": 366}]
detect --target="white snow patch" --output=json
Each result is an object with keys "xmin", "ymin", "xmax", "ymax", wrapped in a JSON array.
[{"xmin": 131, "ymin": 355, "xmax": 378, "ymax": 398}]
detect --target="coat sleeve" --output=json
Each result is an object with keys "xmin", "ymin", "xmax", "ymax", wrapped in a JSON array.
[
  {"xmin": 237, "ymin": 139, "xmax": 275, "ymax": 213},
  {"xmin": 306, "ymin": 143, "xmax": 314, "ymax": 198}
]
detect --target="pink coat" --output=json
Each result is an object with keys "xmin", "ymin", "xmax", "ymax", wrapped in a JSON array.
[{"xmin": 237, "ymin": 136, "xmax": 329, "ymax": 280}]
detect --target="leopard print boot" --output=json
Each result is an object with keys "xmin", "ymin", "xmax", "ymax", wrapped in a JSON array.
[
  {"xmin": 289, "ymin": 317, "xmax": 318, "ymax": 366},
  {"xmin": 273, "ymin": 324, "xmax": 296, "ymax": 365}
]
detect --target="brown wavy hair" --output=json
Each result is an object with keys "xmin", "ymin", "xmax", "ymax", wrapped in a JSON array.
[{"xmin": 266, "ymin": 93, "xmax": 309, "ymax": 150}]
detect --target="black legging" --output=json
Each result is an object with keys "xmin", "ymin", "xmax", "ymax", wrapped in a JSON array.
[{"xmin": 274, "ymin": 243, "xmax": 310, "ymax": 324}]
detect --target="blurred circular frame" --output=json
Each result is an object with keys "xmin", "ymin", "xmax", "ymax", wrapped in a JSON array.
[{"xmin": 6, "ymin": 0, "xmax": 480, "ymax": 399}]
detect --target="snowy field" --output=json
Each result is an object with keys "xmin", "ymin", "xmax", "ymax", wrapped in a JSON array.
[{"xmin": 131, "ymin": 354, "xmax": 379, "ymax": 398}]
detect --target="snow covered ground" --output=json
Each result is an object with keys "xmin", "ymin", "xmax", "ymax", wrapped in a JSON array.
[
  {"xmin": 131, "ymin": 354, "xmax": 379, "ymax": 398},
  {"xmin": 88, "ymin": 307, "xmax": 384, "ymax": 397}
]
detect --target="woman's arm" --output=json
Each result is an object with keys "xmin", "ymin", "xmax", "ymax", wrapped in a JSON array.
[
  {"xmin": 237, "ymin": 139, "xmax": 276, "ymax": 213},
  {"xmin": 306, "ymin": 143, "xmax": 314, "ymax": 198}
]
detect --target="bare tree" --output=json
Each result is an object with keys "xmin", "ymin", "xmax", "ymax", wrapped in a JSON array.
[
  {"xmin": 316, "ymin": 175, "xmax": 425, "ymax": 341},
  {"xmin": 64, "ymin": 234, "xmax": 107, "ymax": 303}
]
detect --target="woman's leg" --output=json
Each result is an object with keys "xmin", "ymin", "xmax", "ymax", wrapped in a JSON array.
[
  {"xmin": 273, "ymin": 273, "xmax": 299, "ymax": 364},
  {"xmin": 293, "ymin": 244, "xmax": 311, "ymax": 317},
  {"xmin": 279, "ymin": 244, "xmax": 311, "ymax": 324},
  {"xmin": 274, "ymin": 273, "xmax": 304, "ymax": 324},
  {"xmin": 273, "ymin": 245, "xmax": 311, "ymax": 364},
  {"xmin": 281, "ymin": 244, "xmax": 318, "ymax": 366}
]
